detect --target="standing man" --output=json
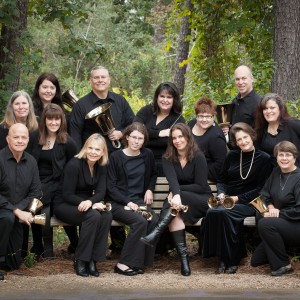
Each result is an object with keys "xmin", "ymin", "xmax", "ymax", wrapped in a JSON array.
[
  {"xmin": 69, "ymin": 66, "xmax": 135, "ymax": 153},
  {"xmin": 69, "ymin": 66, "xmax": 135, "ymax": 257},
  {"xmin": 0, "ymin": 124, "xmax": 42, "ymax": 280},
  {"xmin": 222, "ymin": 65, "xmax": 260, "ymax": 137}
]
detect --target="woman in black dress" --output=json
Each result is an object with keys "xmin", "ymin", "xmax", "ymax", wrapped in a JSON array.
[
  {"xmin": 134, "ymin": 82, "xmax": 185, "ymax": 176},
  {"xmin": 201, "ymin": 122, "xmax": 273, "ymax": 274},
  {"xmin": 30, "ymin": 104, "xmax": 78, "ymax": 257},
  {"xmin": 255, "ymin": 93, "xmax": 300, "ymax": 166},
  {"xmin": 251, "ymin": 141, "xmax": 300, "ymax": 276},
  {"xmin": 141, "ymin": 123, "xmax": 212, "ymax": 276},
  {"xmin": 188, "ymin": 97, "xmax": 227, "ymax": 182},
  {"xmin": 106, "ymin": 122, "xmax": 159, "ymax": 276},
  {"xmin": 53, "ymin": 134, "xmax": 112, "ymax": 277}
]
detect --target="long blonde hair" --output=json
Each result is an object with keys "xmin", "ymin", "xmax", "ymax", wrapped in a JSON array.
[
  {"xmin": 1, "ymin": 90, "xmax": 38, "ymax": 132},
  {"xmin": 75, "ymin": 134, "xmax": 108, "ymax": 166}
]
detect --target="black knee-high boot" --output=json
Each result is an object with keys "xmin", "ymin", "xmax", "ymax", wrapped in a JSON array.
[
  {"xmin": 140, "ymin": 208, "xmax": 175, "ymax": 247},
  {"xmin": 172, "ymin": 229, "xmax": 191, "ymax": 276}
]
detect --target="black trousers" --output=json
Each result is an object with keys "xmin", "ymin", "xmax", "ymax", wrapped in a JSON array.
[
  {"xmin": 251, "ymin": 217, "xmax": 300, "ymax": 271},
  {"xmin": 0, "ymin": 209, "xmax": 23, "ymax": 270},
  {"xmin": 54, "ymin": 204, "xmax": 112, "ymax": 262},
  {"xmin": 111, "ymin": 204, "xmax": 158, "ymax": 268},
  {"xmin": 201, "ymin": 204, "xmax": 255, "ymax": 266}
]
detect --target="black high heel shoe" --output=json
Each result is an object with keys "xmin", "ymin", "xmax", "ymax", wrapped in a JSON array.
[
  {"xmin": 75, "ymin": 259, "xmax": 89, "ymax": 277},
  {"xmin": 89, "ymin": 260, "xmax": 100, "ymax": 277}
]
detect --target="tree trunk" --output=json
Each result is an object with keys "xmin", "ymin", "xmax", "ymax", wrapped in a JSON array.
[
  {"xmin": 0, "ymin": 0, "xmax": 29, "ymax": 92},
  {"xmin": 173, "ymin": 0, "xmax": 193, "ymax": 97},
  {"xmin": 271, "ymin": 0, "xmax": 300, "ymax": 100}
]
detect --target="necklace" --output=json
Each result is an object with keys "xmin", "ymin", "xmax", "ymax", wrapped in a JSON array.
[
  {"xmin": 240, "ymin": 148, "xmax": 255, "ymax": 180},
  {"xmin": 280, "ymin": 172, "xmax": 292, "ymax": 190}
]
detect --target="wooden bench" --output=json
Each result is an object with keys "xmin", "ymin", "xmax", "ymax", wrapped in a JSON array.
[{"xmin": 50, "ymin": 177, "xmax": 256, "ymax": 227}]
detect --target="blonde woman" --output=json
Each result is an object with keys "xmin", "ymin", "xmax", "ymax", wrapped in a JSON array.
[{"xmin": 53, "ymin": 134, "xmax": 112, "ymax": 277}]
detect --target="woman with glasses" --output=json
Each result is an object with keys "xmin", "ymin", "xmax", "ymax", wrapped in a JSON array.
[
  {"xmin": 134, "ymin": 82, "xmax": 185, "ymax": 176},
  {"xmin": 106, "ymin": 122, "xmax": 159, "ymax": 276},
  {"xmin": 251, "ymin": 141, "xmax": 300, "ymax": 276},
  {"xmin": 188, "ymin": 97, "xmax": 227, "ymax": 182}
]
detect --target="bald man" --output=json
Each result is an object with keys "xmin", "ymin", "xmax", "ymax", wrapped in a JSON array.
[
  {"xmin": 222, "ymin": 65, "xmax": 260, "ymax": 138},
  {"xmin": 0, "ymin": 124, "xmax": 41, "ymax": 280}
]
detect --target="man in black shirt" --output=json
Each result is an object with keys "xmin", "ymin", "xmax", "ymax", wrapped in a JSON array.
[
  {"xmin": 69, "ymin": 66, "xmax": 135, "ymax": 153},
  {"xmin": 222, "ymin": 65, "xmax": 260, "ymax": 137},
  {"xmin": 0, "ymin": 124, "xmax": 42, "ymax": 280}
]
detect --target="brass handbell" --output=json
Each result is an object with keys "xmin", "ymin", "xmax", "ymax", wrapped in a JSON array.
[
  {"xmin": 216, "ymin": 103, "xmax": 233, "ymax": 126},
  {"xmin": 124, "ymin": 205, "xmax": 153, "ymax": 221},
  {"xmin": 62, "ymin": 89, "xmax": 79, "ymax": 110},
  {"xmin": 207, "ymin": 196, "xmax": 235, "ymax": 209},
  {"xmin": 92, "ymin": 202, "xmax": 112, "ymax": 211},
  {"xmin": 32, "ymin": 213, "xmax": 46, "ymax": 226},
  {"xmin": 28, "ymin": 198, "xmax": 43, "ymax": 215},
  {"xmin": 249, "ymin": 195, "xmax": 268, "ymax": 215},
  {"xmin": 170, "ymin": 205, "xmax": 189, "ymax": 216}
]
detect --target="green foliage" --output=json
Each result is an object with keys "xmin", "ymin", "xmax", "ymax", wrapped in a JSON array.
[{"xmin": 23, "ymin": 252, "xmax": 37, "ymax": 268}]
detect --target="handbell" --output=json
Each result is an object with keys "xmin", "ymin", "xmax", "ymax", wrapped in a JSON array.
[
  {"xmin": 170, "ymin": 205, "xmax": 189, "ymax": 216},
  {"xmin": 62, "ymin": 89, "xmax": 79, "ymax": 110},
  {"xmin": 28, "ymin": 198, "xmax": 43, "ymax": 215},
  {"xmin": 249, "ymin": 195, "xmax": 268, "ymax": 215},
  {"xmin": 216, "ymin": 103, "xmax": 233, "ymax": 126},
  {"xmin": 92, "ymin": 202, "xmax": 112, "ymax": 212},
  {"xmin": 32, "ymin": 213, "xmax": 46, "ymax": 226}
]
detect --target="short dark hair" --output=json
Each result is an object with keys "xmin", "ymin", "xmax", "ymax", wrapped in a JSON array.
[
  {"xmin": 274, "ymin": 141, "xmax": 298, "ymax": 159},
  {"xmin": 122, "ymin": 122, "xmax": 149, "ymax": 148},
  {"xmin": 230, "ymin": 122, "xmax": 256, "ymax": 148}
]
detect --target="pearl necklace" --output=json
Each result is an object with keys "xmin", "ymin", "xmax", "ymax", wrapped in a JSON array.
[
  {"xmin": 240, "ymin": 148, "xmax": 255, "ymax": 180},
  {"xmin": 280, "ymin": 172, "xmax": 292, "ymax": 190}
]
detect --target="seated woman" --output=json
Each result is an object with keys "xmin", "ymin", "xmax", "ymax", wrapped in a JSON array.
[
  {"xmin": 251, "ymin": 141, "xmax": 300, "ymax": 276},
  {"xmin": 134, "ymin": 82, "xmax": 185, "ymax": 176},
  {"xmin": 53, "ymin": 134, "xmax": 112, "ymax": 277},
  {"xmin": 141, "ymin": 123, "xmax": 212, "ymax": 276},
  {"xmin": 106, "ymin": 122, "xmax": 159, "ymax": 276},
  {"xmin": 30, "ymin": 104, "xmax": 78, "ymax": 257},
  {"xmin": 201, "ymin": 122, "xmax": 273, "ymax": 274},
  {"xmin": 188, "ymin": 97, "xmax": 227, "ymax": 182}
]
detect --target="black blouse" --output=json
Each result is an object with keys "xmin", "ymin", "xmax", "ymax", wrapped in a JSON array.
[{"xmin": 261, "ymin": 167, "xmax": 300, "ymax": 221}]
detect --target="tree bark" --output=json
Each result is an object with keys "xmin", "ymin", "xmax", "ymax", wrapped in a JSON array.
[
  {"xmin": 272, "ymin": 0, "xmax": 300, "ymax": 100},
  {"xmin": 0, "ymin": 0, "xmax": 29, "ymax": 92},
  {"xmin": 173, "ymin": 0, "xmax": 193, "ymax": 97}
]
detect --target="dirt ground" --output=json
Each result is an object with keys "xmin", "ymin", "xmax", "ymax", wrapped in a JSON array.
[{"xmin": 1, "ymin": 237, "xmax": 300, "ymax": 296}]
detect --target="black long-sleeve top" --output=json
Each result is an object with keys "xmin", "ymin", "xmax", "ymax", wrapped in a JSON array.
[
  {"xmin": 134, "ymin": 104, "xmax": 185, "ymax": 159},
  {"xmin": 261, "ymin": 167, "xmax": 300, "ymax": 221},
  {"xmin": 217, "ymin": 148, "xmax": 273, "ymax": 204},
  {"xmin": 188, "ymin": 119, "xmax": 227, "ymax": 182},
  {"xmin": 258, "ymin": 118, "xmax": 300, "ymax": 167},
  {"xmin": 30, "ymin": 135, "xmax": 77, "ymax": 205},
  {"xmin": 231, "ymin": 90, "xmax": 260, "ymax": 126},
  {"xmin": 68, "ymin": 90, "xmax": 135, "ymax": 153},
  {"xmin": 106, "ymin": 147, "xmax": 157, "ymax": 205},
  {"xmin": 0, "ymin": 147, "xmax": 42, "ymax": 211},
  {"xmin": 55, "ymin": 157, "xmax": 107, "ymax": 206},
  {"xmin": 162, "ymin": 151, "xmax": 211, "ymax": 196}
]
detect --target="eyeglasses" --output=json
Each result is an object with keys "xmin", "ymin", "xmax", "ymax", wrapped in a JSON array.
[
  {"xmin": 196, "ymin": 114, "xmax": 213, "ymax": 120},
  {"xmin": 129, "ymin": 135, "xmax": 144, "ymax": 142},
  {"xmin": 278, "ymin": 153, "xmax": 294, "ymax": 159}
]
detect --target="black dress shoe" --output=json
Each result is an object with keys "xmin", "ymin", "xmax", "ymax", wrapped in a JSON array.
[
  {"xmin": 215, "ymin": 261, "xmax": 226, "ymax": 274},
  {"xmin": 75, "ymin": 259, "xmax": 89, "ymax": 277},
  {"xmin": 225, "ymin": 265, "xmax": 238, "ymax": 274},
  {"xmin": 89, "ymin": 260, "xmax": 100, "ymax": 277},
  {"xmin": 271, "ymin": 266, "xmax": 293, "ymax": 276},
  {"xmin": 0, "ymin": 272, "xmax": 4, "ymax": 281},
  {"xmin": 131, "ymin": 267, "xmax": 144, "ymax": 274},
  {"xmin": 114, "ymin": 265, "xmax": 138, "ymax": 276}
]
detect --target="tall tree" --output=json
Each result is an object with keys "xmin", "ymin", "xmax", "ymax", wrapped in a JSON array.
[
  {"xmin": 173, "ymin": 0, "xmax": 193, "ymax": 97},
  {"xmin": 0, "ymin": 0, "xmax": 29, "ymax": 94},
  {"xmin": 272, "ymin": 0, "xmax": 300, "ymax": 100}
]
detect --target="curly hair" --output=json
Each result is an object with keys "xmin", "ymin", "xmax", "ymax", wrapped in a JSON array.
[{"xmin": 163, "ymin": 123, "xmax": 199, "ymax": 162}]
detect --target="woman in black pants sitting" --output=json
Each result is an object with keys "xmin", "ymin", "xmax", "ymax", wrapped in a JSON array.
[
  {"xmin": 251, "ymin": 141, "xmax": 300, "ymax": 276},
  {"xmin": 53, "ymin": 133, "xmax": 112, "ymax": 277}
]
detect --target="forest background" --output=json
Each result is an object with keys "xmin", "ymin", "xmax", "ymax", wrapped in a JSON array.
[{"xmin": 0, "ymin": 0, "xmax": 299, "ymax": 121}]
